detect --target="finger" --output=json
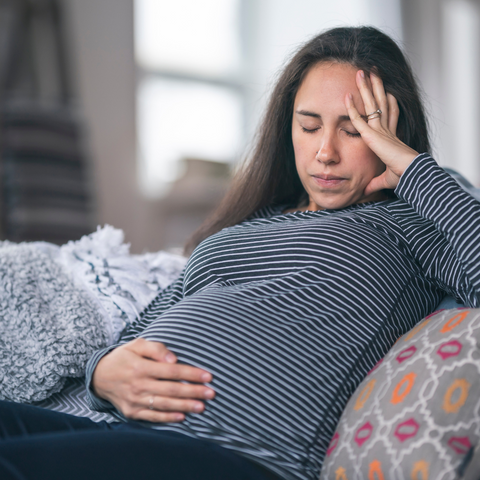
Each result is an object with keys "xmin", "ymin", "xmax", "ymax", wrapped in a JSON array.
[
  {"xmin": 128, "ymin": 338, "xmax": 177, "ymax": 364},
  {"xmin": 145, "ymin": 395, "xmax": 206, "ymax": 414},
  {"xmin": 364, "ymin": 172, "xmax": 391, "ymax": 197},
  {"xmin": 344, "ymin": 93, "xmax": 370, "ymax": 135},
  {"xmin": 370, "ymin": 72, "xmax": 389, "ymax": 130},
  {"xmin": 356, "ymin": 71, "xmax": 380, "ymax": 125},
  {"xmin": 150, "ymin": 362, "xmax": 213, "ymax": 384},
  {"xmin": 364, "ymin": 169, "xmax": 400, "ymax": 197},
  {"xmin": 145, "ymin": 380, "xmax": 215, "ymax": 400},
  {"xmin": 387, "ymin": 93, "xmax": 399, "ymax": 135},
  {"xmin": 135, "ymin": 410, "xmax": 186, "ymax": 423}
]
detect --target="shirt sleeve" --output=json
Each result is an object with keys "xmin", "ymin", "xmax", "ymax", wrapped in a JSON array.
[
  {"xmin": 85, "ymin": 271, "xmax": 186, "ymax": 411},
  {"xmin": 394, "ymin": 153, "xmax": 480, "ymax": 307}
]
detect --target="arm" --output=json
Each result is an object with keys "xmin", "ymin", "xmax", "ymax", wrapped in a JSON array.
[
  {"xmin": 85, "ymin": 272, "xmax": 215, "ymax": 422},
  {"xmin": 345, "ymin": 70, "xmax": 480, "ymax": 305},
  {"xmin": 394, "ymin": 154, "xmax": 480, "ymax": 306}
]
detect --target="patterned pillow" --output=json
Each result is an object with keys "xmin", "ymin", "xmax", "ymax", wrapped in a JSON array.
[{"xmin": 320, "ymin": 308, "xmax": 480, "ymax": 480}]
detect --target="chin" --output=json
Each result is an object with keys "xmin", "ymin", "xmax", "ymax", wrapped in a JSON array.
[{"xmin": 312, "ymin": 196, "xmax": 354, "ymax": 210}]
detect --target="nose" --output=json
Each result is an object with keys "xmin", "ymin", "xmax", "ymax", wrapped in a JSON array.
[{"xmin": 315, "ymin": 130, "xmax": 340, "ymax": 165}]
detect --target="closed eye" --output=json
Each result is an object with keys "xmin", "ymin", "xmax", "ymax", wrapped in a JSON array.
[
  {"xmin": 301, "ymin": 126, "xmax": 319, "ymax": 133},
  {"xmin": 344, "ymin": 130, "xmax": 361, "ymax": 138}
]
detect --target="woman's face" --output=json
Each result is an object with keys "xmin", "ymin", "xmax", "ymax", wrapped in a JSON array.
[{"xmin": 292, "ymin": 62, "xmax": 386, "ymax": 211}]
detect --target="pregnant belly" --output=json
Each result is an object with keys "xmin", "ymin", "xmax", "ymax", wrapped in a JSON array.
[
  {"xmin": 141, "ymin": 286, "xmax": 319, "ymax": 418},
  {"xmin": 136, "ymin": 280, "xmax": 390, "ymax": 480},
  {"xmin": 138, "ymin": 283, "xmax": 364, "ymax": 453}
]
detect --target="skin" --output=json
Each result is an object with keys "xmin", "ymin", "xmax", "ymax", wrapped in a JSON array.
[
  {"xmin": 92, "ymin": 338, "xmax": 215, "ymax": 423},
  {"xmin": 92, "ymin": 61, "xmax": 419, "ymax": 423},
  {"xmin": 290, "ymin": 61, "xmax": 418, "ymax": 211}
]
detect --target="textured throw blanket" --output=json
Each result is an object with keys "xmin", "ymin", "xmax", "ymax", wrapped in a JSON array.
[
  {"xmin": 0, "ymin": 227, "xmax": 187, "ymax": 405},
  {"xmin": 0, "ymin": 242, "xmax": 109, "ymax": 403}
]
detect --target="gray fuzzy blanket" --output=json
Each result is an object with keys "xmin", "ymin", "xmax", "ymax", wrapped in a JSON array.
[{"xmin": 0, "ymin": 242, "xmax": 109, "ymax": 403}]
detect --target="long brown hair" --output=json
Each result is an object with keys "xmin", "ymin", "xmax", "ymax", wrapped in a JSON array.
[{"xmin": 185, "ymin": 26, "xmax": 430, "ymax": 255}]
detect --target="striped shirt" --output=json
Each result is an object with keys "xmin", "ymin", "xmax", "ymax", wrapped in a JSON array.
[{"xmin": 86, "ymin": 154, "xmax": 480, "ymax": 480}]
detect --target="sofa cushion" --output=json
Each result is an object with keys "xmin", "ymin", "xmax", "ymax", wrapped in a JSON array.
[
  {"xmin": 436, "ymin": 295, "xmax": 466, "ymax": 310},
  {"xmin": 319, "ymin": 308, "xmax": 480, "ymax": 479}
]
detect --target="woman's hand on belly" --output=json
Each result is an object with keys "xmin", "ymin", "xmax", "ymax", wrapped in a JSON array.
[{"xmin": 91, "ymin": 338, "xmax": 215, "ymax": 423}]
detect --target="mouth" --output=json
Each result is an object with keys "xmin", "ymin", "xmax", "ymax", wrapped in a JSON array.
[{"xmin": 312, "ymin": 174, "xmax": 346, "ymax": 187}]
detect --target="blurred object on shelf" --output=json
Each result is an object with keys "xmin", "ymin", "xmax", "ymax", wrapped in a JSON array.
[
  {"xmin": 152, "ymin": 158, "xmax": 231, "ymax": 252},
  {"xmin": 0, "ymin": 0, "xmax": 95, "ymax": 245}
]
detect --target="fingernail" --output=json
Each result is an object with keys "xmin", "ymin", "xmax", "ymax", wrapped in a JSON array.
[
  {"xmin": 175, "ymin": 413, "xmax": 184, "ymax": 421},
  {"xmin": 204, "ymin": 389, "xmax": 215, "ymax": 399},
  {"xmin": 348, "ymin": 93, "xmax": 353, "ymax": 100},
  {"xmin": 194, "ymin": 403, "xmax": 204, "ymax": 413},
  {"xmin": 360, "ymin": 70, "xmax": 365, "ymax": 78},
  {"xmin": 201, "ymin": 373, "xmax": 211, "ymax": 382},
  {"xmin": 165, "ymin": 353, "xmax": 176, "ymax": 363}
]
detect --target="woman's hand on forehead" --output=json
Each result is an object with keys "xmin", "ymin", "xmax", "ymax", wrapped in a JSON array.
[{"xmin": 345, "ymin": 70, "xmax": 419, "ymax": 196}]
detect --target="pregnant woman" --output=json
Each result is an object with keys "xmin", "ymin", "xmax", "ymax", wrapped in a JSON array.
[{"xmin": 0, "ymin": 26, "xmax": 479, "ymax": 480}]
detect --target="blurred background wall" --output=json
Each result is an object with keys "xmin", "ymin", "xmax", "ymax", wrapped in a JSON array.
[{"xmin": 1, "ymin": 0, "xmax": 479, "ymax": 253}]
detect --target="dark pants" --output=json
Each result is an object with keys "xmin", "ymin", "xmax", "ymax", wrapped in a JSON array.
[{"xmin": 0, "ymin": 401, "xmax": 281, "ymax": 480}]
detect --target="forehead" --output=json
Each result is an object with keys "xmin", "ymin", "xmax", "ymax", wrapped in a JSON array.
[{"xmin": 294, "ymin": 62, "xmax": 360, "ymax": 112}]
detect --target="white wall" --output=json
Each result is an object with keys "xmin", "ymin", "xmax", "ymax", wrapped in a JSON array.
[
  {"xmin": 442, "ymin": 0, "xmax": 480, "ymax": 184},
  {"xmin": 402, "ymin": 0, "xmax": 480, "ymax": 185}
]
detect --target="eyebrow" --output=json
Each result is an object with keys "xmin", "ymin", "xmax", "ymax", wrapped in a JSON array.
[{"xmin": 295, "ymin": 110, "xmax": 366, "ymax": 121}]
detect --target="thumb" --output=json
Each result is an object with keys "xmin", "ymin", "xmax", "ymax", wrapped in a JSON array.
[
  {"xmin": 364, "ymin": 171, "xmax": 391, "ymax": 197},
  {"xmin": 128, "ymin": 337, "xmax": 177, "ymax": 363}
]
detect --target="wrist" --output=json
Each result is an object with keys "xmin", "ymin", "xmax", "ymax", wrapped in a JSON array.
[{"xmin": 395, "ymin": 149, "xmax": 419, "ymax": 178}]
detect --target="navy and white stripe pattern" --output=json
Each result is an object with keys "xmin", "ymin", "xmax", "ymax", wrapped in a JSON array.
[
  {"xmin": 86, "ymin": 154, "xmax": 480, "ymax": 480},
  {"xmin": 35, "ymin": 378, "xmax": 117, "ymax": 423}
]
